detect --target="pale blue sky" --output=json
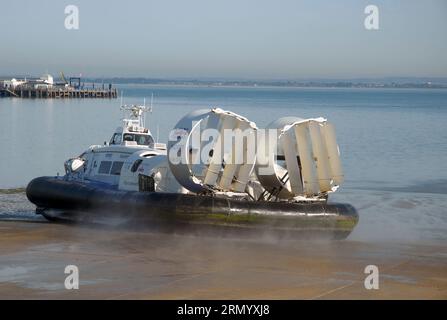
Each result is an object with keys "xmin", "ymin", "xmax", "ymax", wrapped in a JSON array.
[{"xmin": 1, "ymin": 0, "xmax": 446, "ymax": 78}]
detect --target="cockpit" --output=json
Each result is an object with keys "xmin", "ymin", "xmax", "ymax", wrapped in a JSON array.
[
  {"xmin": 110, "ymin": 132, "xmax": 154, "ymax": 146},
  {"xmin": 108, "ymin": 105, "xmax": 156, "ymax": 148}
]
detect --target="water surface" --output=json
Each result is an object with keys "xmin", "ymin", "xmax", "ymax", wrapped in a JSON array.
[{"xmin": 1, "ymin": 86, "xmax": 446, "ymax": 243}]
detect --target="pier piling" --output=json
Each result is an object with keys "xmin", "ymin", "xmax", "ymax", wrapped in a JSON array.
[{"xmin": 0, "ymin": 86, "xmax": 118, "ymax": 99}]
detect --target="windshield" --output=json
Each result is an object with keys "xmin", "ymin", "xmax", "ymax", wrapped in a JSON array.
[
  {"xmin": 123, "ymin": 133, "xmax": 154, "ymax": 146},
  {"xmin": 110, "ymin": 133, "xmax": 122, "ymax": 145}
]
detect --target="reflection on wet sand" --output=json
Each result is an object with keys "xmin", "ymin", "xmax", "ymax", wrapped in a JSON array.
[
  {"xmin": 0, "ymin": 190, "xmax": 446, "ymax": 299},
  {"xmin": 0, "ymin": 220, "xmax": 446, "ymax": 299}
]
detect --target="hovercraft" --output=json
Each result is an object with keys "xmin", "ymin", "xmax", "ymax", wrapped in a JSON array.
[{"xmin": 26, "ymin": 104, "xmax": 358, "ymax": 239}]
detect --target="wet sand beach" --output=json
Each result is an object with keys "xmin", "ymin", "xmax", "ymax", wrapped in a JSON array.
[{"xmin": 0, "ymin": 218, "xmax": 446, "ymax": 299}]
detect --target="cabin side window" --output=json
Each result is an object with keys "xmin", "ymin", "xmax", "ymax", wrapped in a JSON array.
[
  {"xmin": 98, "ymin": 161, "xmax": 112, "ymax": 174},
  {"xmin": 110, "ymin": 161, "xmax": 124, "ymax": 175},
  {"xmin": 131, "ymin": 159, "xmax": 143, "ymax": 172}
]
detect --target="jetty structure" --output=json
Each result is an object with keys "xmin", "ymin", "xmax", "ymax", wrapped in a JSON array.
[{"xmin": 0, "ymin": 73, "xmax": 117, "ymax": 99}]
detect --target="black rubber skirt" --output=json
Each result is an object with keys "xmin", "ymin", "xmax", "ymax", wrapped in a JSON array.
[{"xmin": 26, "ymin": 176, "xmax": 359, "ymax": 239}]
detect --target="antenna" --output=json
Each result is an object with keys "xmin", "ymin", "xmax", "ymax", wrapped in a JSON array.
[
  {"xmin": 150, "ymin": 93, "xmax": 154, "ymax": 112},
  {"xmin": 142, "ymin": 98, "xmax": 146, "ymax": 127},
  {"xmin": 118, "ymin": 93, "xmax": 153, "ymax": 132},
  {"xmin": 146, "ymin": 93, "xmax": 154, "ymax": 130},
  {"xmin": 120, "ymin": 91, "xmax": 124, "ymax": 120}
]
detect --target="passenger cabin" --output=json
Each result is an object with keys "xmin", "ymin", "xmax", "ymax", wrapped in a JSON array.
[{"xmin": 82, "ymin": 146, "xmax": 158, "ymax": 186}]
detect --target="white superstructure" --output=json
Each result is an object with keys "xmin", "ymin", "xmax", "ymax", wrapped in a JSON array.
[{"xmin": 64, "ymin": 104, "xmax": 185, "ymax": 193}]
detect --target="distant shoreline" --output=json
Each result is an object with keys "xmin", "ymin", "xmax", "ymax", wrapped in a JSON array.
[
  {"xmin": 110, "ymin": 82, "xmax": 447, "ymax": 90},
  {"xmin": 86, "ymin": 78, "xmax": 447, "ymax": 89},
  {"xmin": 2, "ymin": 76, "xmax": 447, "ymax": 89}
]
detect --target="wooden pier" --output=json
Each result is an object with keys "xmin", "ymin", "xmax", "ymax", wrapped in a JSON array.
[{"xmin": 0, "ymin": 87, "xmax": 118, "ymax": 99}]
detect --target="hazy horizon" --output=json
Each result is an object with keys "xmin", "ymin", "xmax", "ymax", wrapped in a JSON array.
[{"xmin": 1, "ymin": 0, "xmax": 446, "ymax": 79}]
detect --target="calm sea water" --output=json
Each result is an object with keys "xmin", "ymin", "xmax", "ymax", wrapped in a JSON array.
[{"xmin": 1, "ymin": 85, "xmax": 446, "ymax": 242}]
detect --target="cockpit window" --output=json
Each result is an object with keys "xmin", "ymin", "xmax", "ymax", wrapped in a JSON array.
[
  {"xmin": 122, "ymin": 133, "xmax": 154, "ymax": 146},
  {"xmin": 123, "ymin": 134, "xmax": 133, "ymax": 142},
  {"xmin": 110, "ymin": 133, "xmax": 122, "ymax": 145}
]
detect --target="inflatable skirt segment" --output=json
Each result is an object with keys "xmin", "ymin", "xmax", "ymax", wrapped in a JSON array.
[{"xmin": 26, "ymin": 177, "xmax": 359, "ymax": 239}]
